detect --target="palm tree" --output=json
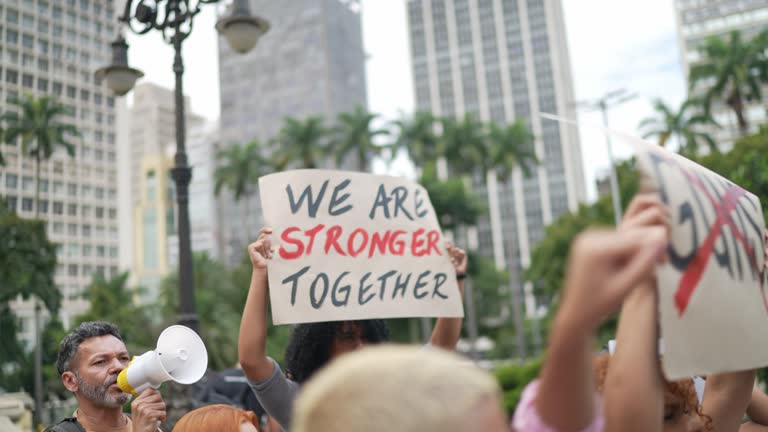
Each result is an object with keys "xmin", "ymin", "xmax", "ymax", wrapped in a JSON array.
[
  {"xmin": 331, "ymin": 106, "xmax": 389, "ymax": 172},
  {"xmin": 271, "ymin": 116, "xmax": 330, "ymax": 169},
  {"xmin": 439, "ymin": 113, "xmax": 487, "ymax": 177},
  {"xmin": 1, "ymin": 95, "xmax": 77, "ymax": 218},
  {"xmin": 214, "ymin": 139, "xmax": 271, "ymax": 240},
  {"xmin": 638, "ymin": 98, "xmax": 719, "ymax": 154},
  {"xmin": 485, "ymin": 120, "xmax": 537, "ymax": 180},
  {"xmin": 389, "ymin": 111, "xmax": 442, "ymax": 170},
  {"xmin": 689, "ymin": 30, "xmax": 768, "ymax": 136},
  {"xmin": 482, "ymin": 119, "xmax": 537, "ymax": 361}
]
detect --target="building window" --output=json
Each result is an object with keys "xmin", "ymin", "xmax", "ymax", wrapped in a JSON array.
[
  {"xmin": 95, "ymin": 207, "xmax": 104, "ymax": 219},
  {"xmin": 7, "ymin": 9, "xmax": 19, "ymax": 24},
  {"xmin": 21, "ymin": 33, "xmax": 33, "ymax": 49},
  {"xmin": 5, "ymin": 174, "xmax": 18, "ymax": 188},
  {"xmin": 52, "ymin": 81, "xmax": 62, "ymax": 95},
  {"xmin": 6, "ymin": 68, "xmax": 18, "ymax": 84},
  {"xmin": 67, "ymin": 183, "xmax": 77, "ymax": 196},
  {"xmin": 68, "ymin": 223, "xmax": 77, "ymax": 235},
  {"xmin": 67, "ymin": 203, "xmax": 77, "ymax": 216},
  {"xmin": 95, "ymin": 187, "xmax": 104, "ymax": 199},
  {"xmin": 22, "ymin": 73, "xmax": 33, "ymax": 88},
  {"xmin": 53, "ymin": 201, "xmax": 63, "ymax": 215},
  {"xmin": 82, "ymin": 224, "xmax": 91, "ymax": 237},
  {"xmin": 38, "ymin": 200, "xmax": 48, "ymax": 214},
  {"xmin": 6, "ymin": 29, "xmax": 18, "ymax": 45},
  {"xmin": 68, "ymin": 264, "xmax": 78, "ymax": 277},
  {"xmin": 67, "ymin": 243, "xmax": 79, "ymax": 257},
  {"xmin": 83, "ymin": 244, "xmax": 92, "ymax": 257},
  {"xmin": 37, "ymin": 78, "xmax": 48, "ymax": 91},
  {"xmin": 96, "ymin": 245, "xmax": 105, "ymax": 257},
  {"xmin": 108, "ymin": 208, "xmax": 116, "ymax": 219},
  {"xmin": 39, "ymin": 180, "xmax": 48, "ymax": 192},
  {"xmin": 21, "ymin": 198, "xmax": 33, "ymax": 212},
  {"xmin": 52, "ymin": 221, "xmax": 63, "ymax": 234},
  {"xmin": 21, "ymin": 176, "xmax": 33, "ymax": 190}
]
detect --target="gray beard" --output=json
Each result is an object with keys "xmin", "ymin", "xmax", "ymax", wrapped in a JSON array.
[{"xmin": 76, "ymin": 372, "xmax": 131, "ymax": 408}]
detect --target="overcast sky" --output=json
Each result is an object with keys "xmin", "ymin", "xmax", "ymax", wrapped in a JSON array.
[{"xmin": 124, "ymin": 0, "xmax": 686, "ymax": 201}]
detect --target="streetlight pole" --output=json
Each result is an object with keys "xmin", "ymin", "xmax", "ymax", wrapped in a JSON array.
[
  {"xmin": 579, "ymin": 89, "xmax": 636, "ymax": 225},
  {"xmin": 96, "ymin": 0, "xmax": 269, "ymax": 334}
]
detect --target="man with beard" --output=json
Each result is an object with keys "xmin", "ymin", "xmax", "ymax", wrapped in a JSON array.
[{"xmin": 48, "ymin": 321, "xmax": 166, "ymax": 432}]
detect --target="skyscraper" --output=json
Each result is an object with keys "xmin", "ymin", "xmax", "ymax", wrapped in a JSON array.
[
  {"xmin": 1, "ymin": 0, "xmax": 120, "ymax": 345},
  {"xmin": 119, "ymin": 82, "xmax": 209, "ymax": 302},
  {"xmin": 674, "ymin": 0, "xmax": 768, "ymax": 146},
  {"xmin": 216, "ymin": 0, "xmax": 368, "ymax": 265},
  {"xmin": 407, "ymin": 0, "xmax": 586, "ymax": 354}
]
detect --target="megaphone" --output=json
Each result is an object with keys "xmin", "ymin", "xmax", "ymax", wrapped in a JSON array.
[{"xmin": 117, "ymin": 325, "xmax": 208, "ymax": 396}]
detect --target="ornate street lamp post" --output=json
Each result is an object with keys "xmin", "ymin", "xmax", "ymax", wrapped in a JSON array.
[{"xmin": 96, "ymin": 0, "xmax": 269, "ymax": 334}]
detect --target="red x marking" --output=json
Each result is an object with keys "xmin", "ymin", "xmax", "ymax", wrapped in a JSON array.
[{"xmin": 673, "ymin": 167, "xmax": 767, "ymax": 317}]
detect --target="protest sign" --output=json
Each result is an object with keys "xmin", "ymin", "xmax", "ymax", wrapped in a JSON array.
[
  {"xmin": 540, "ymin": 112, "xmax": 768, "ymax": 379},
  {"xmin": 629, "ymin": 137, "xmax": 767, "ymax": 379},
  {"xmin": 258, "ymin": 169, "xmax": 464, "ymax": 325}
]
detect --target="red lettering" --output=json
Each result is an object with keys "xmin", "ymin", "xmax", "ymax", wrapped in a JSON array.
[
  {"xmin": 389, "ymin": 230, "xmax": 406, "ymax": 255},
  {"xmin": 369, "ymin": 231, "xmax": 392, "ymax": 258},
  {"xmin": 411, "ymin": 228, "xmax": 426, "ymax": 257},
  {"xmin": 324, "ymin": 225, "xmax": 347, "ymax": 256},
  {"xmin": 304, "ymin": 224, "xmax": 325, "ymax": 255},
  {"xmin": 279, "ymin": 227, "xmax": 304, "ymax": 259},
  {"xmin": 426, "ymin": 230, "xmax": 442, "ymax": 256},
  {"xmin": 348, "ymin": 228, "xmax": 370, "ymax": 257}
]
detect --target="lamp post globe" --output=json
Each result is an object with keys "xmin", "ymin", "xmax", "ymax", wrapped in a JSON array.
[{"xmin": 95, "ymin": 36, "xmax": 144, "ymax": 96}]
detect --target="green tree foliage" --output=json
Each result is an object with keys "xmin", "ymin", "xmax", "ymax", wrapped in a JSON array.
[
  {"xmin": 689, "ymin": 30, "xmax": 768, "ymax": 135},
  {"xmin": 494, "ymin": 357, "xmax": 542, "ymax": 416},
  {"xmin": 1, "ymin": 95, "xmax": 78, "ymax": 217},
  {"xmin": 74, "ymin": 273, "xmax": 157, "ymax": 354},
  {"xmin": 638, "ymin": 98, "xmax": 718, "ymax": 154},
  {"xmin": 271, "ymin": 116, "xmax": 330, "ymax": 169},
  {"xmin": 331, "ymin": 105, "xmax": 389, "ymax": 171},
  {"xmin": 0, "ymin": 203, "xmax": 59, "ymax": 313}
]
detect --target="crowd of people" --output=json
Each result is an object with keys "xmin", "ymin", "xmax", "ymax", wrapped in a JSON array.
[{"xmin": 44, "ymin": 192, "xmax": 768, "ymax": 432}]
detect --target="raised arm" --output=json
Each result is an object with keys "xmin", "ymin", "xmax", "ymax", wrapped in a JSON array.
[
  {"xmin": 430, "ymin": 242, "xmax": 466, "ymax": 350},
  {"xmin": 238, "ymin": 228, "xmax": 276, "ymax": 382},
  {"xmin": 534, "ymin": 228, "xmax": 665, "ymax": 432},
  {"xmin": 701, "ymin": 370, "xmax": 756, "ymax": 432},
  {"xmin": 602, "ymin": 193, "xmax": 670, "ymax": 432}
]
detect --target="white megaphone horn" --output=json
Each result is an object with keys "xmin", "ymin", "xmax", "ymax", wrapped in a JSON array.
[{"xmin": 117, "ymin": 325, "xmax": 208, "ymax": 396}]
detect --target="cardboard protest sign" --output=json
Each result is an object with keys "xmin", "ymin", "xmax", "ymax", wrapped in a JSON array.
[
  {"xmin": 258, "ymin": 169, "xmax": 464, "ymax": 325},
  {"xmin": 540, "ymin": 112, "xmax": 768, "ymax": 379},
  {"xmin": 630, "ymin": 137, "xmax": 767, "ymax": 379}
]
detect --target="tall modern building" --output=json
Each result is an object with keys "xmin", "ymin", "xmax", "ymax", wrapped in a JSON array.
[
  {"xmin": 406, "ymin": 0, "xmax": 586, "ymax": 344},
  {"xmin": 674, "ymin": 0, "xmax": 768, "ymax": 147},
  {"xmin": 216, "ymin": 0, "xmax": 368, "ymax": 265},
  {"xmin": 1, "ymin": 0, "xmax": 120, "ymax": 345},
  {"xmin": 119, "ymin": 82, "xmax": 210, "ymax": 302}
]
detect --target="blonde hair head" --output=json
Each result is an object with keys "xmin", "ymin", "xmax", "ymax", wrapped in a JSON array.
[{"xmin": 293, "ymin": 344, "xmax": 502, "ymax": 432}]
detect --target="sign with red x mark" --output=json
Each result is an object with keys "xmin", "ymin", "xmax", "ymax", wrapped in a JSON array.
[{"xmin": 634, "ymin": 140, "xmax": 768, "ymax": 380}]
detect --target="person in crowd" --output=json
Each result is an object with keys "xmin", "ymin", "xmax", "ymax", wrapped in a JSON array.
[
  {"xmin": 515, "ymin": 194, "xmax": 768, "ymax": 432},
  {"xmin": 173, "ymin": 404, "xmax": 260, "ymax": 432},
  {"xmin": 238, "ymin": 227, "xmax": 468, "ymax": 431},
  {"xmin": 292, "ymin": 345, "xmax": 507, "ymax": 432},
  {"xmin": 47, "ymin": 321, "xmax": 166, "ymax": 432}
]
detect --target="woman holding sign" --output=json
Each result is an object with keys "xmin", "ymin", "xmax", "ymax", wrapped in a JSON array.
[{"xmin": 238, "ymin": 227, "xmax": 468, "ymax": 431}]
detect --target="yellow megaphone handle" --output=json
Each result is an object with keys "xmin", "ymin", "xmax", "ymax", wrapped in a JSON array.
[{"xmin": 117, "ymin": 356, "xmax": 139, "ymax": 397}]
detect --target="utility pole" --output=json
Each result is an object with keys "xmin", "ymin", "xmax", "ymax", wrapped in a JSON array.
[{"xmin": 579, "ymin": 89, "xmax": 637, "ymax": 225}]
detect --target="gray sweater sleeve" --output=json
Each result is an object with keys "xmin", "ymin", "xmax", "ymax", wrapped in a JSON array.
[{"xmin": 247, "ymin": 358, "xmax": 300, "ymax": 431}]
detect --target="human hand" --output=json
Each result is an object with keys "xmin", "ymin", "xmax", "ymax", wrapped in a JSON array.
[
  {"xmin": 620, "ymin": 193, "xmax": 670, "ymax": 234},
  {"xmin": 248, "ymin": 227, "xmax": 273, "ymax": 271},
  {"xmin": 558, "ymin": 227, "xmax": 667, "ymax": 331},
  {"xmin": 130, "ymin": 388, "xmax": 166, "ymax": 432},
  {"xmin": 446, "ymin": 241, "xmax": 467, "ymax": 275}
]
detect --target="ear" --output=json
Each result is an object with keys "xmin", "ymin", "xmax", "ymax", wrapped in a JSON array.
[{"xmin": 61, "ymin": 371, "xmax": 79, "ymax": 393}]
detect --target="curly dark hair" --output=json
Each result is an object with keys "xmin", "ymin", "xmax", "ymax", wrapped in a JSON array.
[{"xmin": 284, "ymin": 320, "xmax": 390, "ymax": 384}]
